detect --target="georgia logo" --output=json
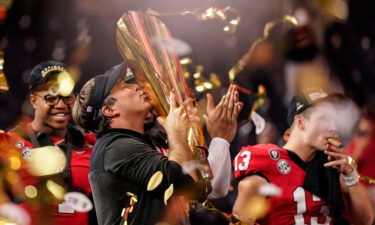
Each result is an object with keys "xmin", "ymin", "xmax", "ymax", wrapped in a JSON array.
[
  {"xmin": 21, "ymin": 147, "xmax": 32, "ymax": 160},
  {"xmin": 14, "ymin": 141, "xmax": 25, "ymax": 149},
  {"xmin": 277, "ymin": 159, "xmax": 291, "ymax": 174},
  {"xmin": 268, "ymin": 149, "xmax": 280, "ymax": 160},
  {"xmin": 75, "ymin": 150, "xmax": 87, "ymax": 155}
]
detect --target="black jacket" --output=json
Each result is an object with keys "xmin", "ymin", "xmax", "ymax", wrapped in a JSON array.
[{"xmin": 89, "ymin": 128, "xmax": 196, "ymax": 225}]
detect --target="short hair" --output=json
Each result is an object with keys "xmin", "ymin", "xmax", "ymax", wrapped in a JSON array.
[{"xmin": 72, "ymin": 78, "xmax": 117, "ymax": 134}]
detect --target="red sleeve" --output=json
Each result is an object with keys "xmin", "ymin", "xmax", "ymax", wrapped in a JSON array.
[
  {"xmin": 233, "ymin": 144, "xmax": 277, "ymax": 181},
  {"xmin": 5, "ymin": 131, "xmax": 39, "ymax": 186},
  {"xmin": 0, "ymin": 132, "xmax": 10, "ymax": 159}
]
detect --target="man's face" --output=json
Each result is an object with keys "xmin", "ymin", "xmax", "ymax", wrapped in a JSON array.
[
  {"xmin": 30, "ymin": 86, "xmax": 74, "ymax": 131},
  {"xmin": 111, "ymin": 81, "xmax": 152, "ymax": 119},
  {"xmin": 301, "ymin": 101, "xmax": 338, "ymax": 150}
]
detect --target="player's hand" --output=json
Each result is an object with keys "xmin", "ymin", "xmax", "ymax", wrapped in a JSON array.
[
  {"xmin": 203, "ymin": 84, "xmax": 243, "ymax": 142},
  {"xmin": 323, "ymin": 143, "xmax": 353, "ymax": 175}
]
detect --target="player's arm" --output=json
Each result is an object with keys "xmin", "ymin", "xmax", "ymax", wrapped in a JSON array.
[
  {"xmin": 324, "ymin": 144, "xmax": 374, "ymax": 225},
  {"xmin": 231, "ymin": 175, "xmax": 268, "ymax": 225},
  {"xmin": 341, "ymin": 181, "xmax": 374, "ymax": 225}
]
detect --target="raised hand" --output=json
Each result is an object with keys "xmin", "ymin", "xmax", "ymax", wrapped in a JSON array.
[
  {"xmin": 203, "ymin": 84, "xmax": 243, "ymax": 142},
  {"xmin": 157, "ymin": 93, "xmax": 186, "ymax": 141}
]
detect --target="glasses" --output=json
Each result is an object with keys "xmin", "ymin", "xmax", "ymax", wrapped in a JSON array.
[{"xmin": 33, "ymin": 93, "xmax": 75, "ymax": 106}]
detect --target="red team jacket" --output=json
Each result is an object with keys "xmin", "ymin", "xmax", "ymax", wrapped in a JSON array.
[
  {"xmin": 3, "ymin": 125, "xmax": 95, "ymax": 225},
  {"xmin": 234, "ymin": 144, "xmax": 333, "ymax": 225}
]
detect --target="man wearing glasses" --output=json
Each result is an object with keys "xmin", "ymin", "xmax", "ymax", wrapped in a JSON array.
[{"xmin": 4, "ymin": 61, "xmax": 97, "ymax": 225}]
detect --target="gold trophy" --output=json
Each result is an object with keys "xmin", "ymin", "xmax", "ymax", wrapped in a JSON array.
[{"xmin": 116, "ymin": 11, "xmax": 213, "ymax": 182}]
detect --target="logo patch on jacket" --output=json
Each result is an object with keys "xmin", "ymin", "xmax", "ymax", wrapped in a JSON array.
[
  {"xmin": 277, "ymin": 159, "xmax": 291, "ymax": 174},
  {"xmin": 268, "ymin": 149, "xmax": 280, "ymax": 160},
  {"xmin": 21, "ymin": 147, "xmax": 32, "ymax": 160},
  {"xmin": 15, "ymin": 141, "xmax": 25, "ymax": 149},
  {"xmin": 75, "ymin": 149, "xmax": 87, "ymax": 155}
]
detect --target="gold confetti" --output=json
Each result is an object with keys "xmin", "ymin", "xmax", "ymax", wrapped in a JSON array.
[
  {"xmin": 0, "ymin": 220, "xmax": 17, "ymax": 225},
  {"xmin": 164, "ymin": 184, "xmax": 174, "ymax": 205},
  {"xmin": 321, "ymin": 0, "xmax": 348, "ymax": 20},
  {"xmin": 57, "ymin": 71, "xmax": 75, "ymax": 97},
  {"xmin": 8, "ymin": 156, "xmax": 21, "ymax": 170},
  {"xmin": 244, "ymin": 195, "xmax": 269, "ymax": 220},
  {"xmin": 180, "ymin": 57, "xmax": 192, "ymax": 66},
  {"xmin": 146, "ymin": 6, "xmax": 241, "ymax": 34},
  {"xmin": 209, "ymin": 73, "xmax": 221, "ymax": 88},
  {"xmin": 28, "ymin": 146, "xmax": 67, "ymax": 176},
  {"xmin": 147, "ymin": 171, "xmax": 163, "ymax": 191},
  {"xmin": 46, "ymin": 180, "xmax": 65, "ymax": 201},
  {"xmin": 249, "ymin": 85, "xmax": 267, "ymax": 120},
  {"xmin": 24, "ymin": 185, "xmax": 37, "ymax": 198},
  {"xmin": 203, "ymin": 82, "xmax": 213, "ymax": 89},
  {"xmin": 360, "ymin": 175, "xmax": 375, "ymax": 185},
  {"xmin": 6, "ymin": 171, "xmax": 19, "ymax": 184},
  {"xmin": 195, "ymin": 85, "xmax": 204, "ymax": 92}
]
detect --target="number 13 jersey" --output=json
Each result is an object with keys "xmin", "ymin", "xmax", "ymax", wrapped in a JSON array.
[{"xmin": 234, "ymin": 144, "xmax": 333, "ymax": 225}]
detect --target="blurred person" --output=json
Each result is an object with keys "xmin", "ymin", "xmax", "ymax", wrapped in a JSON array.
[
  {"xmin": 3, "ymin": 61, "xmax": 97, "ymax": 225},
  {"xmin": 256, "ymin": 122, "xmax": 279, "ymax": 144},
  {"xmin": 0, "ymin": 131, "xmax": 31, "ymax": 225},
  {"xmin": 346, "ymin": 98, "xmax": 375, "ymax": 212},
  {"xmin": 232, "ymin": 89, "xmax": 374, "ymax": 225},
  {"xmin": 72, "ymin": 63, "xmax": 242, "ymax": 225},
  {"xmin": 284, "ymin": 24, "xmax": 343, "ymax": 106}
]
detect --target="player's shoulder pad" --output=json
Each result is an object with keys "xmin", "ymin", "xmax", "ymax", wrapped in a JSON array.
[
  {"xmin": 238, "ymin": 143, "xmax": 281, "ymax": 157},
  {"xmin": 234, "ymin": 143, "xmax": 283, "ymax": 180}
]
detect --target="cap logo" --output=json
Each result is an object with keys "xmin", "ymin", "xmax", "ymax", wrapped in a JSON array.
[
  {"xmin": 126, "ymin": 67, "xmax": 133, "ymax": 77},
  {"xmin": 41, "ymin": 66, "xmax": 65, "ymax": 77},
  {"xmin": 307, "ymin": 91, "xmax": 328, "ymax": 102}
]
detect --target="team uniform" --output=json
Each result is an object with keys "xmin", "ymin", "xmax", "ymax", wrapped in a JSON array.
[
  {"xmin": 234, "ymin": 144, "xmax": 333, "ymax": 225},
  {"xmin": 4, "ymin": 124, "xmax": 96, "ymax": 225}
]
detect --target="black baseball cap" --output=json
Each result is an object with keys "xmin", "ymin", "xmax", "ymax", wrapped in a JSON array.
[
  {"xmin": 29, "ymin": 60, "xmax": 66, "ymax": 91},
  {"xmin": 86, "ymin": 62, "xmax": 135, "ymax": 129},
  {"xmin": 287, "ymin": 89, "xmax": 329, "ymax": 126}
]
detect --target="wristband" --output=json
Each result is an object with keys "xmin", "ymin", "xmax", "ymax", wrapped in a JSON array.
[{"xmin": 342, "ymin": 168, "xmax": 359, "ymax": 186}]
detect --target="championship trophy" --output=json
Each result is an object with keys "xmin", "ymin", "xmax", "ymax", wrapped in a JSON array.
[{"xmin": 116, "ymin": 11, "xmax": 213, "ymax": 183}]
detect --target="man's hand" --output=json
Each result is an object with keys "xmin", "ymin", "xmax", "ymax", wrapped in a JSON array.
[
  {"xmin": 157, "ymin": 92, "xmax": 197, "ymax": 142},
  {"xmin": 158, "ymin": 92, "xmax": 200, "ymax": 166},
  {"xmin": 324, "ymin": 143, "xmax": 353, "ymax": 175},
  {"xmin": 203, "ymin": 84, "xmax": 243, "ymax": 142}
]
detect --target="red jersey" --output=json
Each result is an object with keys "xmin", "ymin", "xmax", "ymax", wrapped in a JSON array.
[
  {"xmin": 234, "ymin": 144, "xmax": 333, "ymax": 225},
  {"xmin": 4, "ymin": 125, "xmax": 95, "ymax": 225}
]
